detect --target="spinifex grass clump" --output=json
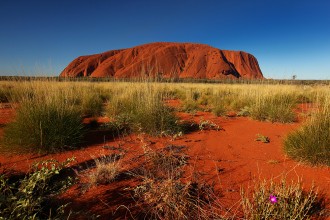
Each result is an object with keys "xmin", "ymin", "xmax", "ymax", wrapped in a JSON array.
[
  {"xmin": 88, "ymin": 154, "xmax": 123, "ymax": 185},
  {"xmin": 79, "ymin": 87, "xmax": 105, "ymax": 117},
  {"xmin": 3, "ymin": 89, "xmax": 84, "ymax": 153},
  {"xmin": 210, "ymin": 89, "xmax": 255, "ymax": 117},
  {"xmin": 182, "ymin": 99, "xmax": 201, "ymax": 113},
  {"xmin": 0, "ymin": 157, "xmax": 75, "ymax": 219},
  {"xmin": 0, "ymin": 86, "xmax": 10, "ymax": 103},
  {"xmin": 284, "ymin": 108, "xmax": 330, "ymax": 166},
  {"xmin": 211, "ymin": 95, "xmax": 226, "ymax": 117},
  {"xmin": 241, "ymin": 178, "xmax": 326, "ymax": 220},
  {"xmin": 107, "ymin": 84, "xmax": 181, "ymax": 135},
  {"xmin": 181, "ymin": 88, "xmax": 203, "ymax": 113},
  {"xmin": 251, "ymin": 93, "xmax": 296, "ymax": 123}
]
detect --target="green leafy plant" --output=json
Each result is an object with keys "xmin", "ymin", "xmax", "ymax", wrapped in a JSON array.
[
  {"xmin": 198, "ymin": 119, "xmax": 220, "ymax": 131},
  {"xmin": 0, "ymin": 157, "xmax": 75, "ymax": 219},
  {"xmin": 237, "ymin": 106, "xmax": 251, "ymax": 117},
  {"xmin": 255, "ymin": 134, "xmax": 270, "ymax": 143}
]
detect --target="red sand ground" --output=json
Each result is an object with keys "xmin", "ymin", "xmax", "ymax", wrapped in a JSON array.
[
  {"xmin": 60, "ymin": 42, "xmax": 263, "ymax": 79},
  {"xmin": 0, "ymin": 101, "xmax": 329, "ymax": 219}
]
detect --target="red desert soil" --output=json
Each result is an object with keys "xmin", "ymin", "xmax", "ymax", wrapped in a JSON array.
[
  {"xmin": 60, "ymin": 42, "xmax": 264, "ymax": 80},
  {"xmin": 0, "ymin": 102, "xmax": 329, "ymax": 219}
]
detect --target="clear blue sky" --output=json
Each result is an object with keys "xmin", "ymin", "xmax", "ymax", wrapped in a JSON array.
[{"xmin": 0, "ymin": 0, "xmax": 329, "ymax": 79}]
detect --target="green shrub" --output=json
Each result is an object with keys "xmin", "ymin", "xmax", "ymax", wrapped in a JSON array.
[
  {"xmin": 107, "ymin": 88, "xmax": 181, "ymax": 135},
  {"xmin": 3, "ymin": 96, "xmax": 84, "ymax": 153},
  {"xmin": 4, "ymin": 82, "xmax": 37, "ymax": 103},
  {"xmin": 80, "ymin": 91, "xmax": 104, "ymax": 117},
  {"xmin": 0, "ymin": 87, "xmax": 9, "ymax": 103},
  {"xmin": 212, "ymin": 105, "xmax": 226, "ymax": 116},
  {"xmin": 241, "ymin": 178, "xmax": 326, "ymax": 220},
  {"xmin": 228, "ymin": 97, "xmax": 253, "ymax": 111},
  {"xmin": 160, "ymin": 88, "xmax": 185, "ymax": 100},
  {"xmin": 192, "ymin": 91, "xmax": 201, "ymax": 101},
  {"xmin": 210, "ymin": 95, "xmax": 227, "ymax": 116},
  {"xmin": 0, "ymin": 157, "xmax": 75, "ymax": 219},
  {"xmin": 284, "ymin": 112, "xmax": 330, "ymax": 166},
  {"xmin": 295, "ymin": 93, "xmax": 312, "ymax": 103},
  {"xmin": 251, "ymin": 94, "xmax": 296, "ymax": 123},
  {"xmin": 198, "ymin": 94, "xmax": 212, "ymax": 106},
  {"xmin": 182, "ymin": 99, "xmax": 200, "ymax": 113}
]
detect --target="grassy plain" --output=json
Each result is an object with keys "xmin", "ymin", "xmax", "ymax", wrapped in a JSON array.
[{"xmin": 0, "ymin": 79, "xmax": 329, "ymax": 219}]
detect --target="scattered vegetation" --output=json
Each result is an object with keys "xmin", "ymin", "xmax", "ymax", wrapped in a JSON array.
[
  {"xmin": 0, "ymin": 79, "xmax": 329, "ymax": 219},
  {"xmin": 132, "ymin": 145, "xmax": 222, "ymax": 219}
]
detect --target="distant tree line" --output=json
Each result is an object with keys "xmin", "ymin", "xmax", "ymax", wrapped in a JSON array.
[{"xmin": 0, "ymin": 75, "xmax": 328, "ymax": 85}]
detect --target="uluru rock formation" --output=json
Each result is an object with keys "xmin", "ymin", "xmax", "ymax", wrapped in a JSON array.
[{"xmin": 60, "ymin": 42, "xmax": 263, "ymax": 79}]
